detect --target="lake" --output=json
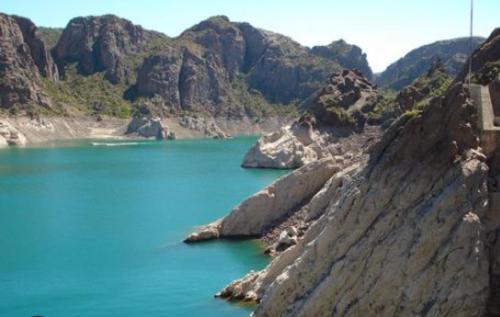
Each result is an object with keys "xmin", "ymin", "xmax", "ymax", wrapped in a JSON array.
[{"xmin": 0, "ymin": 137, "xmax": 287, "ymax": 317}]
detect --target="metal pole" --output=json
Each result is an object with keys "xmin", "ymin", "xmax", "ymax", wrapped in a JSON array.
[{"xmin": 468, "ymin": 0, "xmax": 474, "ymax": 89}]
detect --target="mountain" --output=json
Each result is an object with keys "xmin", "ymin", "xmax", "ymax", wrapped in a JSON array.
[
  {"xmin": 0, "ymin": 13, "xmax": 375, "ymax": 119},
  {"xmin": 311, "ymin": 39, "xmax": 373, "ymax": 80},
  {"xmin": 376, "ymin": 36, "xmax": 484, "ymax": 90}
]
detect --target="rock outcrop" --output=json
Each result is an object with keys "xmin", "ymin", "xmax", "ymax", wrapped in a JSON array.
[
  {"xmin": 311, "ymin": 39, "xmax": 373, "ymax": 80},
  {"xmin": 395, "ymin": 60, "xmax": 452, "ymax": 111},
  {"xmin": 52, "ymin": 15, "xmax": 155, "ymax": 84},
  {"xmin": 125, "ymin": 116, "xmax": 173, "ymax": 140},
  {"xmin": 242, "ymin": 70, "xmax": 380, "ymax": 169},
  {"xmin": 0, "ymin": 120, "xmax": 27, "ymax": 147},
  {"xmin": 0, "ymin": 14, "xmax": 56, "ymax": 112},
  {"xmin": 185, "ymin": 158, "xmax": 339, "ymax": 242},
  {"xmin": 307, "ymin": 69, "xmax": 378, "ymax": 131},
  {"xmin": 241, "ymin": 116, "xmax": 328, "ymax": 169},
  {"xmin": 377, "ymin": 36, "xmax": 484, "ymax": 90}
]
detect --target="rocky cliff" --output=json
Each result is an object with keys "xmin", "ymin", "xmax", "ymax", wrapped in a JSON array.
[
  {"xmin": 186, "ymin": 28, "xmax": 500, "ymax": 316},
  {"xmin": 52, "ymin": 14, "xmax": 160, "ymax": 84},
  {"xmin": 1, "ymin": 13, "xmax": 379, "ymax": 121},
  {"xmin": 377, "ymin": 37, "xmax": 484, "ymax": 90},
  {"xmin": 0, "ymin": 14, "xmax": 57, "ymax": 113}
]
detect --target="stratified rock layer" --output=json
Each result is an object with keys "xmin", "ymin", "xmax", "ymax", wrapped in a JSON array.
[
  {"xmin": 223, "ymin": 83, "xmax": 495, "ymax": 317},
  {"xmin": 185, "ymin": 158, "xmax": 339, "ymax": 242}
]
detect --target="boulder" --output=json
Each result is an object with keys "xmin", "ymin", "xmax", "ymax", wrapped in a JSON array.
[
  {"xmin": 126, "ymin": 116, "xmax": 168, "ymax": 139},
  {"xmin": 242, "ymin": 117, "xmax": 328, "ymax": 169}
]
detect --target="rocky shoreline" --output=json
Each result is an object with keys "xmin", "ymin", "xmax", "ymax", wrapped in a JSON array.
[{"xmin": 0, "ymin": 115, "xmax": 293, "ymax": 148}]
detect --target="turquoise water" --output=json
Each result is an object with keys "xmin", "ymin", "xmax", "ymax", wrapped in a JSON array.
[{"xmin": 0, "ymin": 137, "xmax": 287, "ymax": 317}]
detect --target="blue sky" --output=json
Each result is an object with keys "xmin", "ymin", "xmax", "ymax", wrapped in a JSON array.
[{"xmin": 2, "ymin": 0, "xmax": 499, "ymax": 72}]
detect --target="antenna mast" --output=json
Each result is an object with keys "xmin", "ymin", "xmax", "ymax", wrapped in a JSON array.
[{"xmin": 468, "ymin": 0, "xmax": 474, "ymax": 89}]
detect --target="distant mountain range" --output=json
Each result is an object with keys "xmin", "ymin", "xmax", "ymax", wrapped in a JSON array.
[
  {"xmin": 375, "ymin": 37, "xmax": 485, "ymax": 90},
  {"xmin": 0, "ymin": 12, "xmax": 487, "ymax": 119}
]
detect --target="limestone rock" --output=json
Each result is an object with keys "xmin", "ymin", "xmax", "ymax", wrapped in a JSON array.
[
  {"xmin": 125, "ymin": 116, "xmax": 168, "ymax": 139},
  {"xmin": 184, "ymin": 221, "xmax": 221, "ymax": 243},
  {"xmin": 184, "ymin": 158, "xmax": 339, "ymax": 242},
  {"xmin": 220, "ymin": 83, "xmax": 494, "ymax": 317},
  {"xmin": 242, "ymin": 117, "xmax": 328, "ymax": 169}
]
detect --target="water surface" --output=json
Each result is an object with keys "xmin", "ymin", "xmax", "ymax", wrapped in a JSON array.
[{"xmin": 0, "ymin": 137, "xmax": 287, "ymax": 317}]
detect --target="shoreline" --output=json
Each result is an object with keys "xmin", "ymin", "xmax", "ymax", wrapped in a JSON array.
[{"xmin": 0, "ymin": 115, "xmax": 294, "ymax": 148}]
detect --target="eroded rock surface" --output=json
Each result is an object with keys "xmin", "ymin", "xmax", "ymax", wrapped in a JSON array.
[
  {"xmin": 242, "ymin": 116, "xmax": 328, "ymax": 169},
  {"xmin": 220, "ymin": 81, "xmax": 500, "ymax": 316},
  {"xmin": 184, "ymin": 158, "xmax": 339, "ymax": 242}
]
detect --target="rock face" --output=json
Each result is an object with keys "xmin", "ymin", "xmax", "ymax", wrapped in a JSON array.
[
  {"xmin": 134, "ymin": 16, "xmax": 343, "ymax": 115},
  {"xmin": 311, "ymin": 39, "xmax": 373, "ymax": 80},
  {"xmin": 0, "ymin": 14, "xmax": 57, "ymax": 112},
  {"xmin": 184, "ymin": 158, "xmax": 339, "ymax": 242},
  {"xmin": 377, "ymin": 37, "xmax": 484, "ymax": 90},
  {"xmin": 52, "ymin": 15, "xmax": 153, "ymax": 84}
]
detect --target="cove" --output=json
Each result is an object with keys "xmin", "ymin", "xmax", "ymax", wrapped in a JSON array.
[{"xmin": 0, "ymin": 137, "xmax": 287, "ymax": 317}]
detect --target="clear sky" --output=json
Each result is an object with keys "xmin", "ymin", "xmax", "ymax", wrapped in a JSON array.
[{"xmin": 2, "ymin": 0, "xmax": 499, "ymax": 72}]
